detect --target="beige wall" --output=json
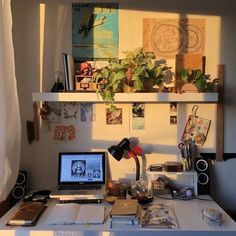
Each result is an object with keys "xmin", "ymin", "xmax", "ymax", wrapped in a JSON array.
[{"xmin": 11, "ymin": 0, "xmax": 236, "ymax": 212}]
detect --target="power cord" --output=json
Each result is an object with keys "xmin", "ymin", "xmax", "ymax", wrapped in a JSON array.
[{"xmin": 153, "ymin": 194, "xmax": 213, "ymax": 201}]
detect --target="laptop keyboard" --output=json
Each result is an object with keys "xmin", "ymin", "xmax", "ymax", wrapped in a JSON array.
[{"xmin": 59, "ymin": 185, "xmax": 102, "ymax": 190}]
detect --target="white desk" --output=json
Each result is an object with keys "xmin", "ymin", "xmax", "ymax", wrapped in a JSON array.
[{"xmin": 0, "ymin": 197, "xmax": 236, "ymax": 236}]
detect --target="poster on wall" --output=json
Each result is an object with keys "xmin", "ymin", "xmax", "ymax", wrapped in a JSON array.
[
  {"xmin": 131, "ymin": 103, "xmax": 145, "ymax": 131},
  {"xmin": 79, "ymin": 103, "xmax": 97, "ymax": 127},
  {"xmin": 72, "ymin": 3, "xmax": 119, "ymax": 61},
  {"xmin": 143, "ymin": 18, "xmax": 205, "ymax": 59}
]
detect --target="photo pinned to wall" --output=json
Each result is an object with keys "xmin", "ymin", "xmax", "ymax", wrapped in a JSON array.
[
  {"xmin": 131, "ymin": 103, "xmax": 145, "ymax": 131},
  {"xmin": 52, "ymin": 124, "xmax": 77, "ymax": 143},
  {"xmin": 40, "ymin": 102, "xmax": 61, "ymax": 124},
  {"xmin": 170, "ymin": 103, "xmax": 177, "ymax": 125},
  {"xmin": 106, "ymin": 108, "xmax": 122, "ymax": 125},
  {"xmin": 79, "ymin": 103, "xmax": 97, "ymax": 127},
  {"xmin": 40, "ymin": 102, "xmax": 62, "ymax": 131},
  {"xmin": 61, "ymin": 102, "xmax": 79, "ymax": 123}
]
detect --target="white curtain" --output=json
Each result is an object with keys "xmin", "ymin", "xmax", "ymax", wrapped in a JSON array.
[{"xmin": 0, "ymin": 0, "xmax": 21, "ymax": 201}]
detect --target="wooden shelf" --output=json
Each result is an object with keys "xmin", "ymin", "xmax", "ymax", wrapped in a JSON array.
[{"xmin": 32, "ymin": 92, "xmax": 218, "ymax": 103}]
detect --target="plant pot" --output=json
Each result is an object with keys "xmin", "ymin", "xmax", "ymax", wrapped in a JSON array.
[
  {"xmin": 143, "ymin": 78, "xmax": 154, "ymax": 92},
  {"xmin": 123, "ymin": 84, "xmax": 137, "ymax": 93}
]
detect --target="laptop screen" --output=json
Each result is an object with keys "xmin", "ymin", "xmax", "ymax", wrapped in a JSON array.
[{"xmin": 58, "ymin": 152, "xmax": 106, "ymax": 185}]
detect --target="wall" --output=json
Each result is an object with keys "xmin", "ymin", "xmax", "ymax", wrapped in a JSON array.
[{"xmin": 11, "ymin": 0, "xmax": 236, "ymax": 213}]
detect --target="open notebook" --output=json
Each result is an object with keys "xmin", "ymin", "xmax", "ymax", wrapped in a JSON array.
[{"xmin": 50, "ymin": 152, "xmax": 107, "ymax": 201}]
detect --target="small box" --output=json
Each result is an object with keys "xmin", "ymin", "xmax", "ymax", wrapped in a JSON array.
[{"xmin": 75, "ymin": 75, "xmax": 97, "ymax": 91}]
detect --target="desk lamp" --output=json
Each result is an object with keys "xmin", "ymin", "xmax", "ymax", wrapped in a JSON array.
[{"xmin": 108, "ymin": 137, "xmax": 142, "ymax": 181}]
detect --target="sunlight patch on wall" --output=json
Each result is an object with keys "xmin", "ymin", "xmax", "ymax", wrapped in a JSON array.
[{"xmin": 40, "ymin": 3, "xmax": 45, "ymax": 93}]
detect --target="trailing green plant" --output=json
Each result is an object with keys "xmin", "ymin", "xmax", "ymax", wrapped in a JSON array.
[
  {"xmin": 179, "ymin": 68, "xmax": 218, "ymax": 92},
  {"xmin": 93, "ymin": 47, "xmax": 172, "ymax": 111}
]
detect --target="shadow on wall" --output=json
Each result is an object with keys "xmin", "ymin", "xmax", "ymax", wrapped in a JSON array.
[{"xmin": 211, "ymin": 158, "xmax": 236, "ymax": 219}]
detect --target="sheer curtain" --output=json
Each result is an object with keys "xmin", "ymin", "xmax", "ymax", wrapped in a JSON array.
[{"xmin": 0, "ymin": 0, "xmax": 21, "ymax": 201}]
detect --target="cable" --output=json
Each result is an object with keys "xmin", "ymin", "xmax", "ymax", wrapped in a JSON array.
[{"xmin": 153, "ymin": 194, "xmax": 213, "ymax": 201}]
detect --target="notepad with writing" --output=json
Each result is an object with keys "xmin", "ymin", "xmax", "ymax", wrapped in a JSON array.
[
  {"xmin": 7, "ymin": 202, "xmax": 46, "ymax": 226},
  {"xmin": 46, "ymin": 203, "xmax": 105, "ymax": 225}
]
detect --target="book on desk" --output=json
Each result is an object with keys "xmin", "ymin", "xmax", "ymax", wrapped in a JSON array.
[
  {"xmin": 7, "ymin": 201, "xmax": 47, "ymax": 226},
  {"xmin": 110, "ymin": 199, "xmax": 140, "ymax": 227},
  {"xmin": 46, "ymin": 203, "xmax": 105, "ymax": 225}
]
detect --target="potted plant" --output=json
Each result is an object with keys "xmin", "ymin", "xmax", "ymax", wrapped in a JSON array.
[
  {"xmin": 93, "ymin": 47, "xmax": 172, "ymax": 110},
  {"xmin": 178, "ymin": 69, "xmax": 218, "ymax": 93}
]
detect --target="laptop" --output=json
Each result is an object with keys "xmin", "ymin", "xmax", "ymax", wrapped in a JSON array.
[{"xmin": 50, "ymin": 152, "xmax": 107, "ymax": 201}]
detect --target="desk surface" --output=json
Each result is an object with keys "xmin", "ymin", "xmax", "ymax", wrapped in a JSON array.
[{"xmin": 1, "ymin": 197, "xmax": 236, "ymax": 236}]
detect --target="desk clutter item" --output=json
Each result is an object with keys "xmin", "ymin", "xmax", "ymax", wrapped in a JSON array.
[
  {"xmin": 46, "ymin": 203, "xmax": 105, "ymax": 225},
  {"xmin": 131, "ymin": 179, "xmax": 152, "ymax": 203},
  {"xmin": 201, "ymin": 208, "xmax": 223, "ymax": 226},
  {"xmin": 151, "ymin": 176, "xmax": 170, "ymax": 195},
  {"xmin": 181, "ymin": 105, "xmax": 211, "ymax": 146},
  {"xmin": 141, "ymin": 203, "xmax": 178, "ymax": 229},
  {"xmin": 7, "ymin": 202, "xmax": 47, "ymax": 226},
  {"xmin": 163, "ymin": 161, "xmax": 182, "ymax": 172},
  {"xmin": 108, "ymin": 180, "xmax": 127, "ymax": 198},
  {"xmin": 110, "ymin": 199, "xmax": 140, "ymax": 227}
]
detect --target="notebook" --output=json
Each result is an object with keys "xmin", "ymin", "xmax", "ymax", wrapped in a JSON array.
[{"xmin": 50, "ymin": 152, "xmax": 107, "ymax": 201}]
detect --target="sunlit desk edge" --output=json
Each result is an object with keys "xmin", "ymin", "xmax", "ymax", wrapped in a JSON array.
[{"xmin": 0, "ymin": 196, "xmax": 236, "ymax": 236}]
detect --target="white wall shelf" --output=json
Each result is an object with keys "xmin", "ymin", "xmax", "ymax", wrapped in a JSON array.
[{"xmin": 32, "ymin": 92, "xmax": 218, "ymax": 103}]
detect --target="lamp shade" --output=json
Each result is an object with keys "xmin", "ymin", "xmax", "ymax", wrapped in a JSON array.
[
  {"xmin": 108, "ymin": 145, "xmax": 123, "ymax": 161},
  {"xmin": 108, "ymin": 137, "xmax": 140, "ymax": 180},
  {"xmin": 108, "ymin": 138, "xmax": 131, "ymax": 161}
]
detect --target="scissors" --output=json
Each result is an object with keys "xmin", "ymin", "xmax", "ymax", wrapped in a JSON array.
[{"xmin": 178, "ymin": 142, "xmax": 190, "ymax": 171}]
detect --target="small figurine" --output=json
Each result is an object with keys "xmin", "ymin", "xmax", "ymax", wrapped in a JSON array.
[{"xmin": 80, "ymin": 62, "xmax": 93, "ymax": 76}]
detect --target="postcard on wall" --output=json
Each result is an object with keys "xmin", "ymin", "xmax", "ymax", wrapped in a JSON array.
[
  {"xmin": 143, "ymin": 18, "xmax": 205, "ymax": 58},
  {"xmin": 79, "ymin": 103, "xmax": 97, "ymax": 127},
  {"xmin": 46, "ymin": 102, "xmax": 61, "ymax": 123},
  {"xmin": 72, "ymin": 3, "xmax": 119, "ymax": 61},
  {"xmin": 52, "ymin": 124, "xmax": 77, "ymax": 143},
  {"xmin": 106, "ymin": 108, "xmax": 122, "ymax": 125},
  {"xmin": 61, "ymin": 102, "xmax": 79, "ymax": 123},
  {"xmin": 131, "ymin": 103, "xmax": 145, "ymax": 131}
]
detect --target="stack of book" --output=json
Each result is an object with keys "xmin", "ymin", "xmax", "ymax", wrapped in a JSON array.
[{"xmin": 110, "ymin": 199, "xmax": 140, "ymax": 228}]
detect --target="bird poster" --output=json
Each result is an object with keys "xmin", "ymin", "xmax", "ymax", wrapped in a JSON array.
[{"xmin": 72, "ymin": 3, "xmax": 119, "ymax": 61}]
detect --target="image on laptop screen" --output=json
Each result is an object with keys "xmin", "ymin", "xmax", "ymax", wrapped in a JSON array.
[{"xmin": 59, "ymin": 152, "xmax": 106, "ymax": 185}]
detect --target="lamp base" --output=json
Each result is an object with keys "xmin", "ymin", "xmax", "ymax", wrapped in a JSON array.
[{"xmin": 132, "ymin": 195, "xmax": 153, "ymax": 204}]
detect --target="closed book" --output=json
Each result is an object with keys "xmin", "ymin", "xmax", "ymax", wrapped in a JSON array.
[
  {"xmin": 7, "ymin": 202, "xmax": 46, "ymax": 226},
  {"xmin": 110, "ymin": 199, "xmax": 138, "ymax": 218}
]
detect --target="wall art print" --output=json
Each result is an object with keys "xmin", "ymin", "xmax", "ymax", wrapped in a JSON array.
[
  {"xmin": 52, "ymin": 124, "xmax": 77, "ymax": 143},
  {"xmin": 143, "ymin": 18, "xmax": 205, "ymax": 58},
  {"xmin": 72, "ymin": 3, "xmax": 119, "ymax": 61},
  {"xmin": 131, "ymin": 103, "xmax": 145, "ymax": 131},
  {"xmin": 61, "ymin": 102, "xmax": 79, "ymax": 123},
  {"xmin": 106, "ymin": 108, "xmax": 122, "ymax": 124}
]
